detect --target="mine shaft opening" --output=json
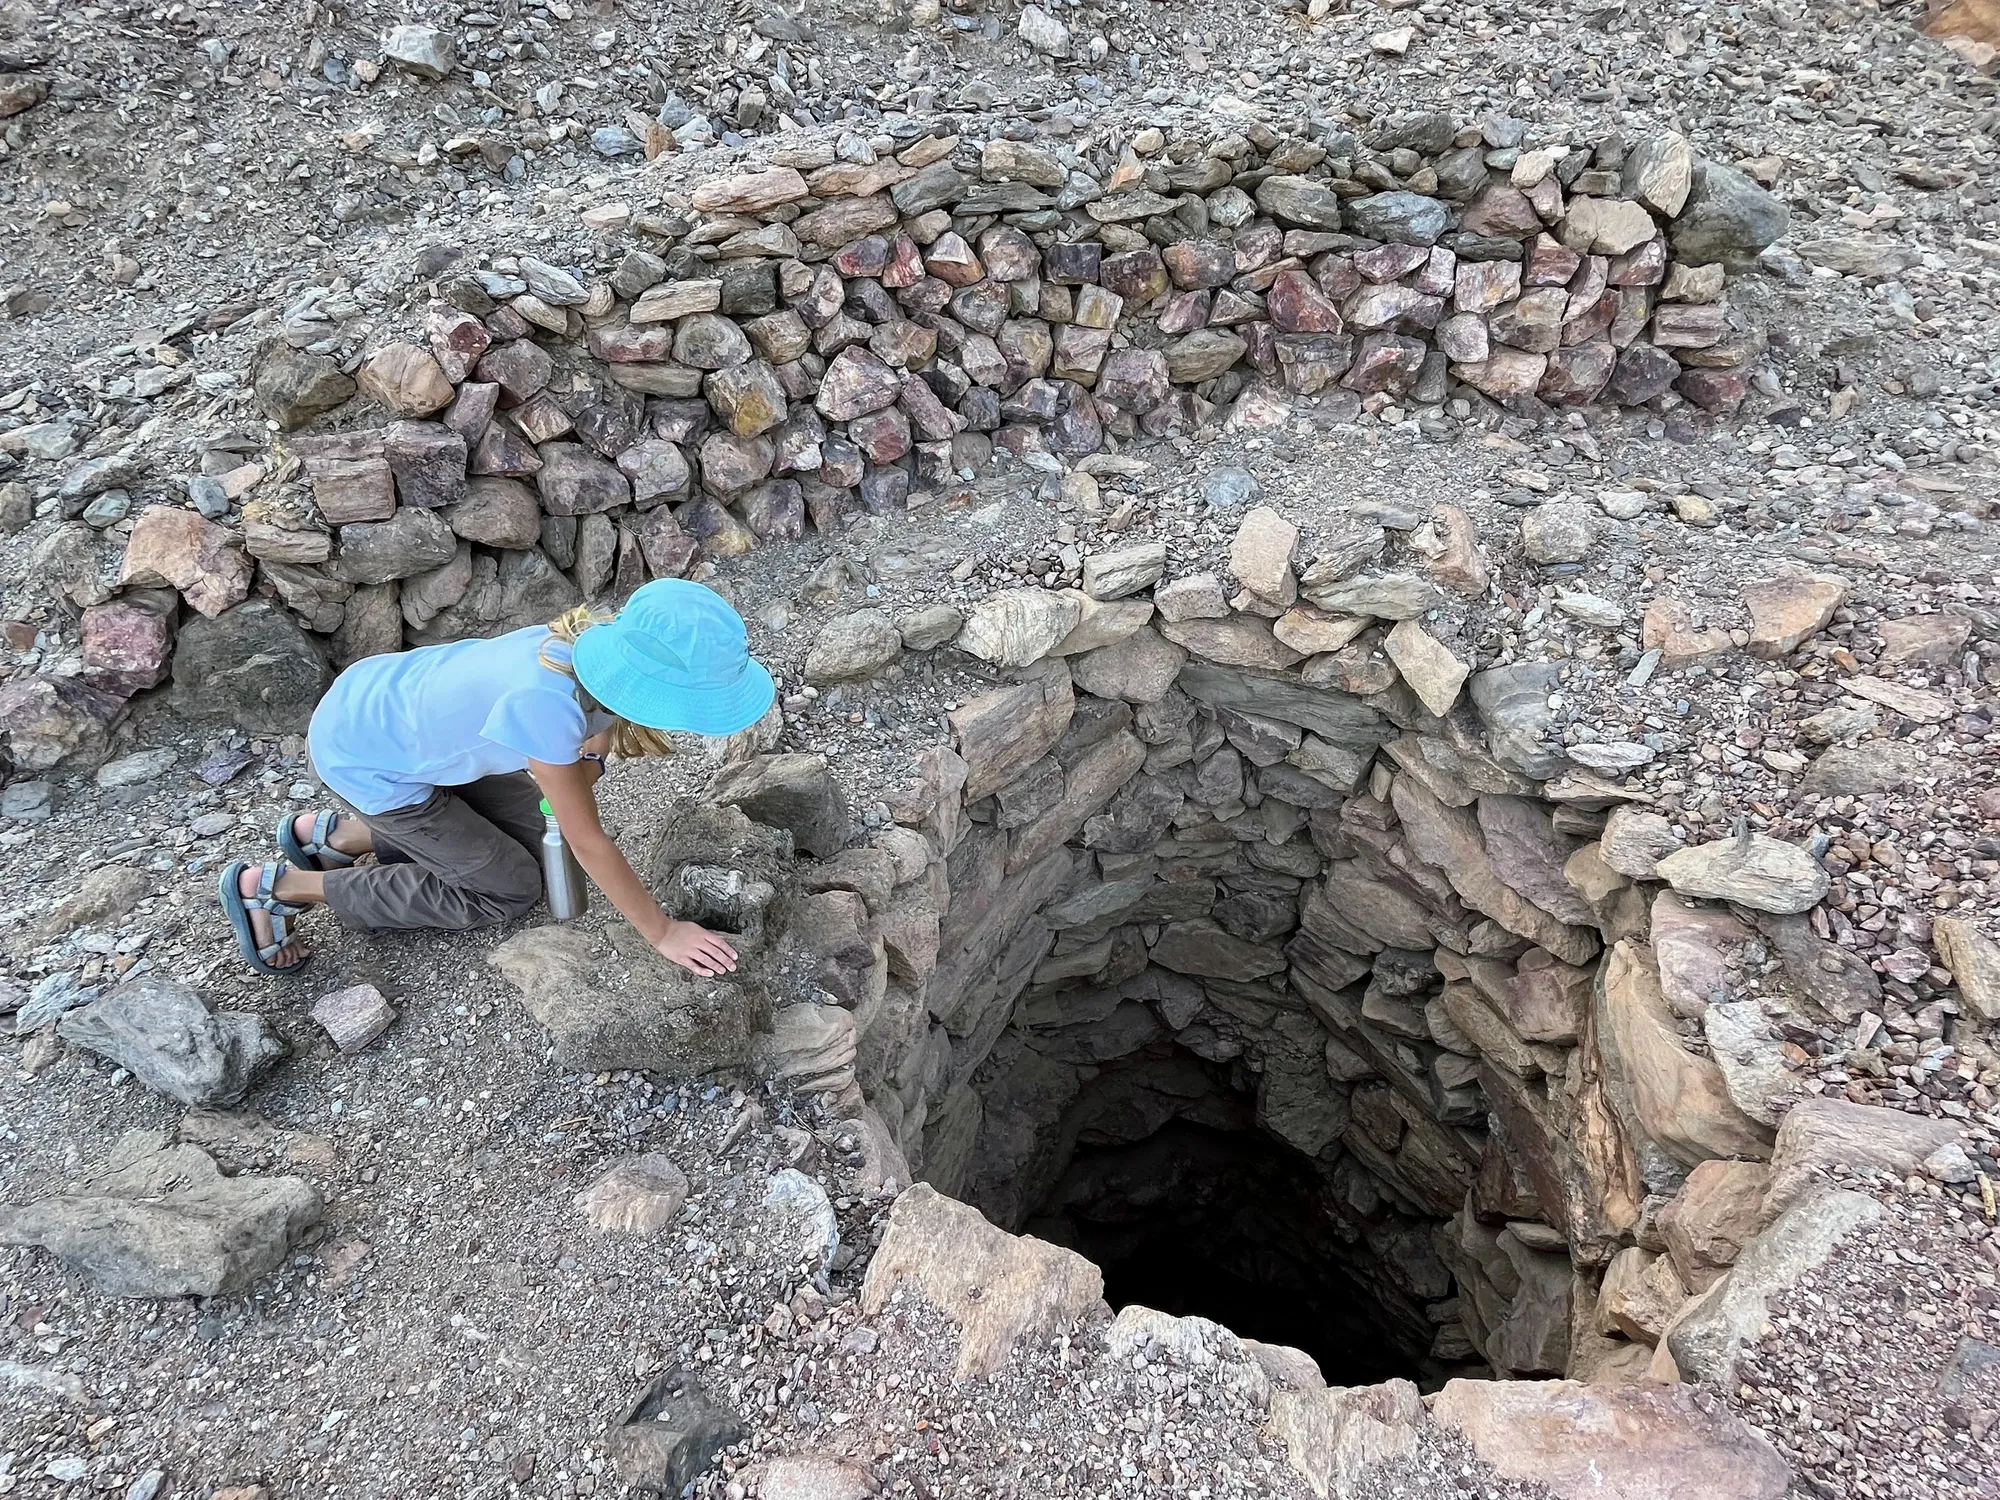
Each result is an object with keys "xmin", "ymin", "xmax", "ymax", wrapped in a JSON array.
[{"xmin": 1007, "ymin": 1039, "xmax": 1454, "ymax": 1389}]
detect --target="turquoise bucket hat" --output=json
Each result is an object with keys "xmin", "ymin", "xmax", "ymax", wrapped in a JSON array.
[{"xmin": 569, "ymin": 580, "xmax": 775, "ymax": 736}]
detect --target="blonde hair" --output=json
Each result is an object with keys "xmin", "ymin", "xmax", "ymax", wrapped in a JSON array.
[{"xmin": 539, "ymin": 605, "xmax": 677, "ymax": 760}]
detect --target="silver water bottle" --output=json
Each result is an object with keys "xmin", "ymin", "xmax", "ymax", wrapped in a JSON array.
[{"xmin": 538, "ymin": 798, "xmax": 588, "ymax": 920}]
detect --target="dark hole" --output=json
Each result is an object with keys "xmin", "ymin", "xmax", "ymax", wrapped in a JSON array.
[{"xmin": 1021, "ymin": 1074, "xmax": 1450, "ymax": 1387}]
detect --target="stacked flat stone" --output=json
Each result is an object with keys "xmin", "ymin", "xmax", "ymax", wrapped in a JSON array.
[{"xmin": 103, "ymin": 112, "xmax": 1784, "ymax": 686}]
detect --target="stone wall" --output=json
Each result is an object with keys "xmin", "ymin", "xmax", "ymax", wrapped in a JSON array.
[
  {"xmin": 625, "ymin": 539, "xmax": 1987, "ymax": 1389},
  {"xmin": 26, "ymin": 109, "xmax": 1793, "ymax": 742}
]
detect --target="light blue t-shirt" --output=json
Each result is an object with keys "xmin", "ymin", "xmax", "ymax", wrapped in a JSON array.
[{"xmin": 309, "ymin": 626, "xmax": 612, "ymax": 815}]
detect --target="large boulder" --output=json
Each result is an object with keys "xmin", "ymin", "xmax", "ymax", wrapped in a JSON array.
[
  {"xmin": 1594, "ymin": 939, "xmax": 1772, "ymax": 1166},
  {"xmin": 0, "ymin": 676, "xmax": 127, "ymax": 770},
  {"xmin": 1430, "ymin": 1378, "xmax": 1789, "ymax": 1500},
  {"xmin": 1270, "ymin": 1379, "xmax": 1424, "ymax": 1499},
  {"xmin": 57, "ymin": 975, "xmax": 286, "ymax": 1109},
  {"xmin": 1759, "ymin": 1097, "xmax": 1959, "ymax": 1223},
  {"xmin": 171, "ymin": 599, "xmax": 333, "ymax": 733},
  {"xmin": 858, "ymin": 1183, "xmax": 1105, "ymax": 1377},
  {"xmin": 488, "ymin": 924, "xmax": 770, "ymax": 1077},
  {"xmin": 1667, "ymin": 1185, "xmax": 1881, "ymax": 1388},
  {"xmin": 0, "ymin": 1130, "xmax": 321, "ymax": 1298},
  {"xmin": 709, "ymin": 754, "xmax": 849, "ymax": 858}
]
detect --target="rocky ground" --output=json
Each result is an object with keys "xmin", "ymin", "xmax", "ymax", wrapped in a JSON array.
[{"xmin": 3, "ymin": 0, "xmax": 2000, "ymax": 1496}]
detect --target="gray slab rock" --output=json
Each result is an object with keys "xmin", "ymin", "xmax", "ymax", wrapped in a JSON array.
[
  {"xmin": 58, "ymin": 975, "xmax": 286, "ymax": 1107},
  {"xmin": 607, "ymin": 1369, "xmax": 746, "ymax": 1494},
  {"xmin": 0, "ymin": 1129, "xmax": 321, "ymax": 1297},
  {"xmin": 1667, "ymin": 1185, "xmax": 1881, "ymax": 1388},
  {"xmin": 709, "ymin": 753, "xmax": 849, "ymax": 858}
]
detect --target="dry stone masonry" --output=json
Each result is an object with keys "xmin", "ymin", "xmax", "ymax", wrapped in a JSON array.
[{"xmin": 4, "ymin": 110, "xmax": 1790, "ymax": 746}]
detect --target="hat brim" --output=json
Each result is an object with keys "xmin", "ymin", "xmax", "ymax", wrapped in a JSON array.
[{"xmin": 570, "ymin": 627, "xmax": 776, "ymax": 738}]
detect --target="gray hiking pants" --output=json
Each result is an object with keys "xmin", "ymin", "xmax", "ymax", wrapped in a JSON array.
[{"xmin": 319, "ymin": 772, "xmax": 546, "ymax": 931}]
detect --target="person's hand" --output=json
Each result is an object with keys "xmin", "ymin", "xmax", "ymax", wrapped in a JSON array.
[{"xmin": 655, "ymin": 920, "xmax": 739, "ymax": 977}]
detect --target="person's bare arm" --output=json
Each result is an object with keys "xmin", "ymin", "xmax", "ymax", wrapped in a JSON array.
[{"xmin": 530, "ymin": 757, "xmax": 739, "ymax": 977}]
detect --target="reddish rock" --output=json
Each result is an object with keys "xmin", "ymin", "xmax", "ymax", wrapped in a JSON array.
[
  {"xmin": 1341, "ymin": 333, "xmax": 1426, "ymax": 395},
  {"xmin": 1453, "ymin": 348, "xmax": 1549, "ymax": 402},
  {"xmin": 1345, "ymin": 285, "xmax": 1443, "ymax": 332},
  {"xmin": 81, "ymin": 592, "xmax": 178, "ymax": 695},
  {"xmin": 1412, "ymin": 246, "xmax": 1458, "ymax": 296},
  {"xmin": 474, "ymin": 340, "xmax": 554, "ymax": 404},
  {"xmin": 119, "ymin": 506, "xmax": 254, "ymax": 618},
  {"xmin": 1489, "ymin": 289, "xmax": 1569, "ymax": 354},
  {"xmin": 1098, "ymin": 249, "xmax": 1169, "ymax": 301},
  {"xmin": 1268, "ymin": 269, "xmax": 1346, "ymax": 333},
  {"xmin": 817, "ymin": 347, "xmax": 903, "ymax": 421},
  {"xmin": 848, "ymin": 406, "xmax": 913, "ymax": 464},
  {"xmin": 1158, "ymin": 290, "xmax": 1212, "ymax": 334},
  {"xmin": 699, "ymin": 432, "xmax": 776, "ymax": 495},
  {"xmin": 1454, "ymin": 259, "xmax": 1522, "ymax": 314},
  {"xmin": 923, "ymin": 232, "xmax": 985, "ymax": 287},
  {"xmin": 443, "ymin": 381, "xmax": 500, "ymax": 439},
  {"xmin": 1677, "ymin": 364, "xmax": 1756, "ymax": 412},
  {"xmin": 1094, "ymin": 349, "xmax": 1170, "ymax": 413},
  {"xmin": 1650, "ymin": 302, "xmax": 1729, "ymax": 350},
  {"xmin": 1608, "ymin": 237, "xmax": 1669, "ymax": 287},
  {"xmin": 511, "ymin": 393, "xmax": 574, "ymax": 446},
  {"xmin": 1241, "ymin": 321, "xmax": 1278, "ymax": 375},
  {"xmin": 426, "ymin": 305, "xmax": 492, "ymax": 383},
  {"xmin": 900, "ymin": 377, "xmax": 966, "ymax": 441},
  {"xmin": 1354, "ymin": 242, "xmax": 1431, "ymax": 283},
  {"xmin": 1460, "ymin": 184, "xmax": 1542, "ymax": 237},
  {"xmin": 1606, "ymin": 342, "xmax": 1682, "ymax": 405},
  {"xmin": 1561, "ymin": 291, "xmax": 1618, "ymax": 347},
  {"xmin": 1538, "ymin": 343, "xmax": 1617, "ymax": 405},
  {"xmin": 470, "ymin": 422, "xmax": 542, "ymax": 478},
  {"xmin": 1311, "ymin": 254, "xmax": 1363, "ymax": 304},
  {"xmin": 1524, "ymin": 234, "xmax": 1582, "ymax": 287},
  {"xmin": 587, "ymin": 323, "xmax": 679, "ymax": 364},
  {"xmin": 978, "ymin": 225, "xmax": 1041, "ymax": 282},
  {"xmin": 883, "ymin": 235, "xmax": 926, "ymax": 289},
  {"xmin": 738, "ymin": 480, "xmax": 807, "ymax": 542},
  {"xmin": 1163, "ymin": 241, "xmax": 1237, "ymax": 289},
  {"xmin": 831, "ymin": 235, "xmax": 890, "ymax": 278}
]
